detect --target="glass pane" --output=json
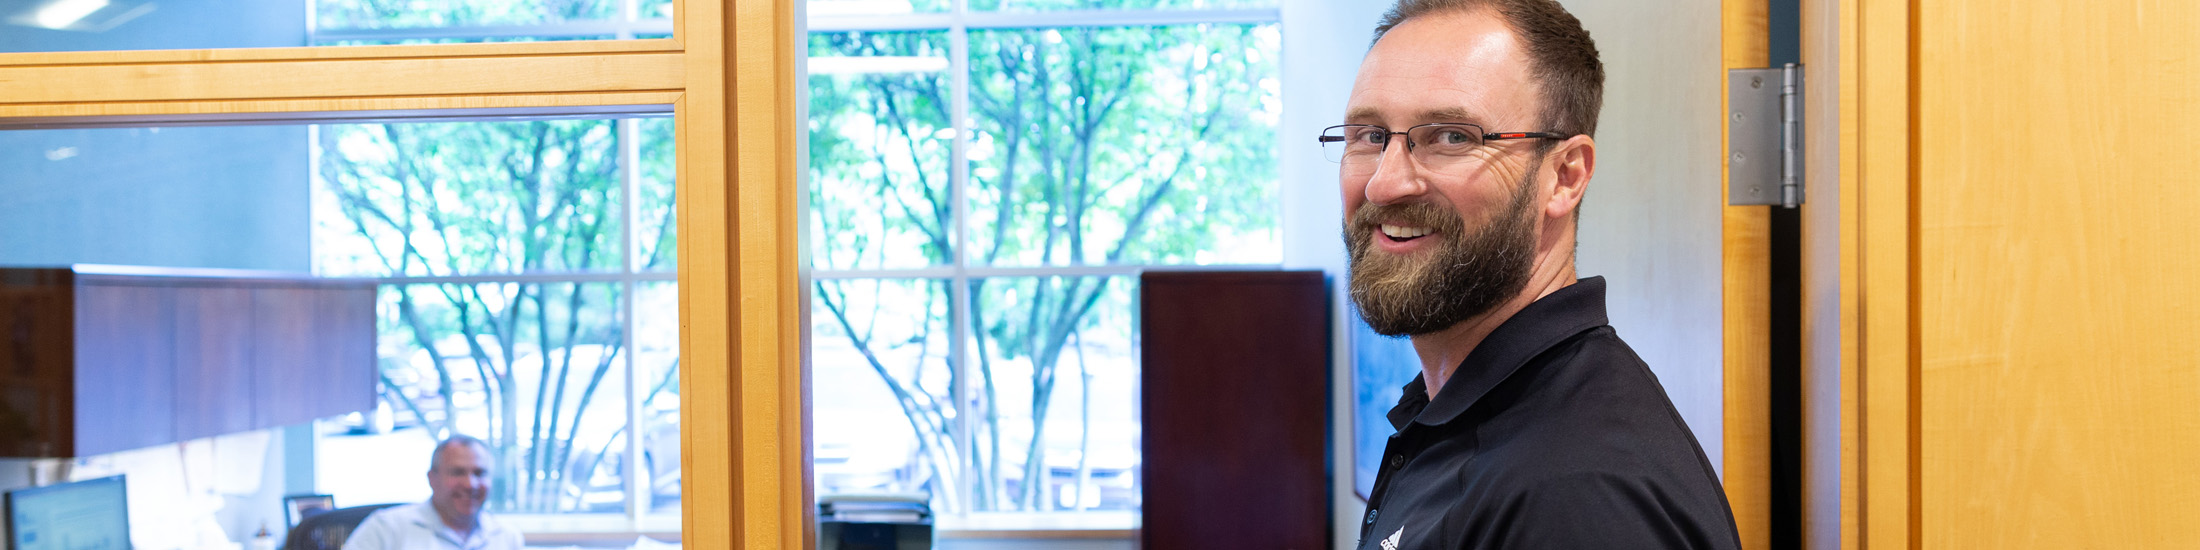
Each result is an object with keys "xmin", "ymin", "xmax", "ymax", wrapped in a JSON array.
[
  {"xmin": 967, "ymin": 24, "xmax": 1282, "ymax": 267},
  {"xmin": 968, "ymin": 276, "xmax": 1138, "ymax": 512},
  {"xmin": 811, "ymin": 278, "xmax": 956, "ymax": 508},
  {"xmin": 639, "ymin": 117, "xmax": 677, "ymax": 271},
  {"xmin": 318, "ymin": 0, "xmax": 617, "ymax": 30},
  {"xmin": 635, "ymin": 280, "xmax": 681, "ymax": 516},
  {"xmin": 0, "ymin": 126, "xmax": 308, "ymax": 271},
  {"xmin": 971, "ymin": 0, "xmax": 1277, "ymax": 11},
  {"xmin": 0, "ymin": 0, "xmax": 668, "ymax": 53},
  {"xmin": 807, "ymin": 31, "xmax": 955, "ymax": 270},
  {"xmin": 0, "ymin": 1, "xmax": 306, "ymax": 53},
  {"xmin": 335, "ymin": 282, "xmax": 631, "ymax": 513},
  {"xmin": 809, "ymin": 0, "xmax": 950, "ymax": 16},
  {"xmin": 314, "ymin": 120, "xmax": 625, "ymax": 277},
  {"xmin": 316, "ymin": 36, "xmax": 619, "ymax": 46}
]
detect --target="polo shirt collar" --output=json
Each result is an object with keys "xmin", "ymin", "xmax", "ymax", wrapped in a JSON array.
[{"xmin": 1393, "ymin": 276, "xmax": 1612, "ymax": 429}]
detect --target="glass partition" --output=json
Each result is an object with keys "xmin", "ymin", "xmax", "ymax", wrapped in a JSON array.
[
  {"xmin": 1, "ymin": 114, "xmax": 680, "ymax": 538},
  {"xmin": 0, "ymin": 0, "xmax": 670, "ymax": 53}
]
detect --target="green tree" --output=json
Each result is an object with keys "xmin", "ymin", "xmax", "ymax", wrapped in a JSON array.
[
  {"xmin": 318, "ymin": 120, "xmax": 662, "ymax": 513},
  {"xmin": 808, "ymin": 23, "xmax": 1278, "ymax": 512}
]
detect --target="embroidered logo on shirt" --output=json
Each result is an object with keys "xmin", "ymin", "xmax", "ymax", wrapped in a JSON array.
[{"xmin": 1379, "ymin": 527, "xmax": 1403, "ymax": 550}]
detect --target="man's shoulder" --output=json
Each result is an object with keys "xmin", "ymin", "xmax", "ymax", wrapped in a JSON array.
[
  {"xmin": 343, "ymin": 502, "xmax": 427, "ymax": 545},
  {"xmin": 357, "ymin": 501, "xmax": 430, "ymax": 527},
  {"xmin": 1489, "ymin": 328, "xmax": 1683, "ymax": 428},
  {"xmin": 1467, "ymin": 328, "xmax": 1720, "ymax": 490}
]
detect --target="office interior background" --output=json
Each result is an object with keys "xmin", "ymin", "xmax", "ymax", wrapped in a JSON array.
[{"xmin": 3, "ymin": 0, "xmax": 2196, "ymax": 548}]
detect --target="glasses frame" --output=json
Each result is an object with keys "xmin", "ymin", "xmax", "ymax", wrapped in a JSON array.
[{"xmin": 1317, "ymin": 122, "xmax": 1569, "ymax": 166}]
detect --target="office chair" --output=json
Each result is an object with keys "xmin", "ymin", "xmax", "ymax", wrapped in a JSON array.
[{"xmin": 282, "ymin": 503, "xmax": 401, "ymax": 550}]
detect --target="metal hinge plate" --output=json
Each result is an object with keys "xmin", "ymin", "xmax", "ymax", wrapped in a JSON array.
[{"xmin": 1728, "ymin": 63, "xmax": 1804, "ymax": 207}]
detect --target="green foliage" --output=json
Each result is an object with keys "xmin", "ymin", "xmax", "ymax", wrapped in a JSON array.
[
  {"xmin": 806, "ymin": 23, "xmax": 1279, "ymax": 513},
  {"xmin": 639, "ymin": 117, "xmax": 678, "ymax": 270},
  {"xmin": 968, "ymin": 24, "xmax": 1278, "ymax": 266},
  {"xmin": 808, "ymin": 31, "xmax": 956, "ymax": 270},
  {"xmin": 320, "ymin": 120, "xmax": 646, "ymax": 513},
  {"xmin": 317, "ymin": 121, "xmax": 622, "ymax": 276},
  {"xmin": 318, "ymin": 0, "xmax": 620, "ymax": 29}
]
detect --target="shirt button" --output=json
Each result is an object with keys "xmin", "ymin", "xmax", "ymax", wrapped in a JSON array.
[
  {"xmin": 1365, "ymin": 508, "xmax": 1379, "ymax": 525},
  {"xmin": 1387, "ymin": 454, "xmax": 1405, "ymax": 468}
]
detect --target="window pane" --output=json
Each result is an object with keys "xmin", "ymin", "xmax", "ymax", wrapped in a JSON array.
[
  {"xmin": 0, "ymin": 126, "xmax": 307, "ymax": 271},
  {"xmin": 969, "ymin": 276, "xmax": 1138, "ymax": 512},
  {"xmin": 0, "ymin": 1, "xmax": 304, "ymax": 53},
  {"xmin": 807, "ymin": 31, "xmax": 956, "ymax": 270},
  {"xmin": 811, "ymin": 278, "xmax": 957, "ymax": 507},
  {"xmin": 639, "ymin": 117, "xmax": 677, "ymax": 272},
  {"xmin": 316, "ymin": 36, "xmax": 619, "ymax": 46},
  {"xmin": 313, "ymin": 120, "xmax": 625, "ymax": 277},
  {"xmin": 971, "ymin": 0, "xmax": 1277, "ymax": 12},
  {"xmin": 967, "ymin": 24, "xmax": 1281, "ymax": 267},
  {"xmin": 809, "ymin": 0, "xmax": 950, "ymax": 16},
  {"xmin": 340, "ymin": 282, "xmax": 631, "ymax": 513},
  {"xmin": 635, "ymin": 280, "xmax": 681, "ymax": 515},
  {"xmin": 0, "ymin": 0, "xmax": 668, "ymax": 53},
  {"xmin": 318, "ymin": 0, "xmax": 618, "ymax": 30}
]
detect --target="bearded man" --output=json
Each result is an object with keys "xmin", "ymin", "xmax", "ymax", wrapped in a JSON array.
[
  {"xmin": 343, "ymin": 435, "xmax": 522, "ymax": 550},
  {"xmin": 1326, "ymin": 0, "xmax": 1742, "ymax": 548}
]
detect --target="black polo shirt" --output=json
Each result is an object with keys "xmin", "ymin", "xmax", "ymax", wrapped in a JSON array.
[{"xmin": 1356, "ymin": 277, "xmax": 1740, "ymax": 550}]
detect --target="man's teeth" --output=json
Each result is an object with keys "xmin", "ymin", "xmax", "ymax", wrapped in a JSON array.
[{"xmin": 1380, "ymin": 224, "xmax": 1431, "ymax": 239}]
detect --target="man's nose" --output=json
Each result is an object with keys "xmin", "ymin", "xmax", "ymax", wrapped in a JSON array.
[{"xmin": 1362, "ymin": 138, "xmax": 1428, "ymax": 206}]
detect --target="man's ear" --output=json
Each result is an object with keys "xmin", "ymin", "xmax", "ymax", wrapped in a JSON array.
[{"xmin": 1544, "ymin": 134, "xmax": 1595, "ymax": 220}]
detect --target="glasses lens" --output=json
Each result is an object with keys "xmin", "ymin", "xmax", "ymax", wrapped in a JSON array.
[
  {"xmin": 1327, "ymin": 125, "xmax": 1390, "ymax": 164},
  {"xmin": 1405, "ymin": 124, "xmax": 1483, "ymax": 171},
  {"xmin": 1320, "ymin": 126, "xmax": 1353, "ymax": 163}
]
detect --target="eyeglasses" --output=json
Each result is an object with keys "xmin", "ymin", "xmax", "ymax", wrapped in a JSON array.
[{"xmin": 1318, "ymin": 123, "xmax": 1568, "ymax": 176}]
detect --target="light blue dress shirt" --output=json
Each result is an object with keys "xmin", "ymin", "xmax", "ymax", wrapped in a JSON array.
[{"xmin": 340, "ymin": 501, "xmax": 523, "ymax": 550}]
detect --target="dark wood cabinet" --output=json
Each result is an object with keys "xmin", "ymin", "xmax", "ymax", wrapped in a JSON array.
[
  {"xmin": 0, "ymin": 266, "xmax": 377, "ymax": 458},
  {"xmin": 1140, "ymin": 270, "xmax": 1330, "ymax": 550},
  {"xmin": 175, "ymin": 286, "xmax": 256, "ymax": 441},
  {"xmin": 75, "ymin": 283, "xmax": 178, "ymax": 455}
]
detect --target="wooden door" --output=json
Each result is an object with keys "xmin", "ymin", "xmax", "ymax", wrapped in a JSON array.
[{"xmin": 1826, "ymin": 0, "xmax": 2200, "ymax": 546}]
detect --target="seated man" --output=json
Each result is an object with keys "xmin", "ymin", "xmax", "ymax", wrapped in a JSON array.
[{"xmin": 343, "ymin": 435, "xmax": 523, "ymax": 550}]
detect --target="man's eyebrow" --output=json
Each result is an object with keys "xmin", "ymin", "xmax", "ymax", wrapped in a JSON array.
[
  {"xmin": 1340, "ymin": 106, "xmax": 1492, "ymax": 126},
  {"xmin": 1419, "ymin": 107, "xmax": 1487, "ymax": 125}
]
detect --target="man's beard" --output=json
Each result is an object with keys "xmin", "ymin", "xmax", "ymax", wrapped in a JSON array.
[{"xmin": 1344, "ymin": 171, "xmax": 1540, "ymax": 337}]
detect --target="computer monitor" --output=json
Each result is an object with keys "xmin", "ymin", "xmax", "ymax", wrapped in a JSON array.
[{"xmin": 5, "ymin": 475, "xmax": 130, "ymax": 550}]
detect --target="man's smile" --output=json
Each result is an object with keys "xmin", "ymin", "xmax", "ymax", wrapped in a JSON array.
[{"xmin": 1380, "ymin": 224, "xmax": 1434, "ymax": 242}]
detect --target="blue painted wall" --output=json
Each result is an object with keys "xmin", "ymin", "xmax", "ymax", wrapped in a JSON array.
[
  {"xmin": 0, "ymin": 0, "xmax": 304, "ymax": 52},
  {"xmin": 0, "ymin": 0, "xmax": 310, "ymax": 271},
  {"xmin": 0, "ymin": 126, "xmax": 310, "ymax": 271}
]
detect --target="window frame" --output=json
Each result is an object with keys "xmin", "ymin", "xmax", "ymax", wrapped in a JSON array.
[{"xmin": 0, "ymin": 0, "xmax": 802, "ymax": 547}]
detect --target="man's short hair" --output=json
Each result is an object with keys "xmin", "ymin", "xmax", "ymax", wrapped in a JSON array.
[
  {"xmin": 429, "ymin": 434, "xmax": 492, "ymax": 472},
  {"xmin": 1372, "ymin": 0, "xmax": 1605, "ymax": 140}
]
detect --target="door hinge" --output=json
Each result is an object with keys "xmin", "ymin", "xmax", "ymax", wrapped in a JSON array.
[{"xmin": 1728, "ymin": 63, "xmax": 1804, "ymax": 208}]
